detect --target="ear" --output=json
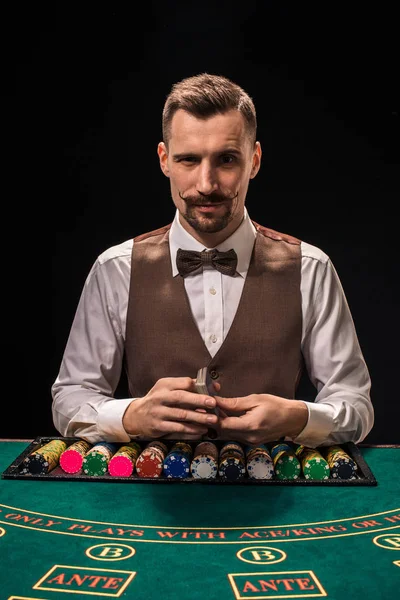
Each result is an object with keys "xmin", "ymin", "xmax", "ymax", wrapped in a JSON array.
[
  {"xmin": 250, "ymin": 141, "xmax": 262, "ymax": 179},
  {"xmin": 157, "ymin": 142, "xmax": 170, "ymax": 177}
]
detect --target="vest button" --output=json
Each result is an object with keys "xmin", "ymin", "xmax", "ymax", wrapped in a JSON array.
[{"xmin": 209, "ymin": 370, "xmax": 219, "ymax": 380}]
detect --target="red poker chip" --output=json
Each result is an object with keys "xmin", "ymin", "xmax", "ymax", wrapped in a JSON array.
[{"xmin": 135, "ymin": 451, "xmax": 163, "ymax": 478}]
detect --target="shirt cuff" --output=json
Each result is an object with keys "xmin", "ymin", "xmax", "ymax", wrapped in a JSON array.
[
  {"xmin": 292, "ymin": 401, "xmax": 335, "ymax": 448},
  {"xmin": 97, "ymin": 398, "xmax": 133, "ymax": 442}
]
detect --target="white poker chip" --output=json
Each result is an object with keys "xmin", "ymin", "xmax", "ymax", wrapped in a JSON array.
[
  {"xmin": 190, "ymin": 456, "xmax": 218, "ymax": 479},
  {"xmin": 247, "ymin": 455, "xmax": 274, "ymax": 479}
]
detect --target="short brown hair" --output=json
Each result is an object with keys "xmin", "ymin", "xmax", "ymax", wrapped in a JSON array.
[{"xmin": 162, "ymin": 73, "xmax": 257, "ymax": 148}]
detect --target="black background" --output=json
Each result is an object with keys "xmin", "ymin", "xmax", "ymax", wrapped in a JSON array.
[{"xmin": 4, "ymin": 4, "xmax": 399, "ymax": 442}]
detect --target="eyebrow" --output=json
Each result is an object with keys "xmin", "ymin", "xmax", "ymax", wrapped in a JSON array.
[{"xmin": 172, "ymin": 149, "xmax": 242, "ymax": 160}]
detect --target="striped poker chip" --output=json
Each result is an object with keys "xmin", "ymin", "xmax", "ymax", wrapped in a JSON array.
[
  {"xmin": 135, "ymin": 450, "xmax": 164, "ymax": 478},
  {"xmin": 190, "ymin": 455, "xmax": 218, "ymax": 479},
  {"xmin": 323, "ymin": 445, "xmax": 358, "ymax": 479},
  {"xmin": 82, "ymin": 443, "xmax": 118, "ymax": 476},
  {"xmin": 296, "ymin": 447, "xmax": 330, "ymax": 480},
  {"xmin": 330, "ymin": 459, "xmax": 358, "ymax": 479},
  {"xmin": 246, "ymin": 454, "xmax": 274, "ymax": 479},
  {"xmin": 220, "ymin": 442, "xmax": 245, "ymax": 457},
  {"xmin": 271, "ymin": 443, "xmax": 301, "ymax": 480},
  {"xmin": 23, "ymin": 439, "xmax": 68, "ymax": 475},
  {"xmin": 82, "ymin": 454, "xmax": 109, "ymax": 476},
  {"xmin": 219, "ymin": 456, "xmax": 246, "ymax": 481},
  {"xmin": 163, "ymin": 452, "xmax": 191, "ymax": 478},
  {"xmin": 274, "ymin": 455, "xmax": 301, "ymax": 480},
  {"xmin": 303, "ymin": 457, "xmax": 330, "ymax": 480},
  {"xmin": 23, "ymin": 454, "xmax": 51, "ymax": 475}
]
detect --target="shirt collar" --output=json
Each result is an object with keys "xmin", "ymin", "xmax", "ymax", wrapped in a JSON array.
[{"xmin": 169, "ymin": 207, "xmax": 257, "ymax": 278}]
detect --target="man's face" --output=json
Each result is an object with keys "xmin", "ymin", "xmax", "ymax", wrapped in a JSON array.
[{"xmin": 158, "ymin": 109, "xmax": 261, "ymax": 243}]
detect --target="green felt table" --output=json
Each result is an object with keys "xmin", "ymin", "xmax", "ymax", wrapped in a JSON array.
[{"xmin": 0, "ymin": 441, "xmax": 399, "ymax": 600}]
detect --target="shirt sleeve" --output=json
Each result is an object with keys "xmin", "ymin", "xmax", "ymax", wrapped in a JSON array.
[
  {"xmin": 51, "ymin": 250, "xmax": 133, "ymax": 444},
  {"xmin": 293, "ymin": 249, "xmax": 374, "ymax": 447}
]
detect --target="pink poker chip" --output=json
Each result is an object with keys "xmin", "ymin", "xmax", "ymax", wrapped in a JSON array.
[
  {"xmin": 59, "ymin": 449, "xmax": 85, "ymax": 474},
  {"xmin": 108, "ymin": 455, "xmax": 134, "ymax": 477}
]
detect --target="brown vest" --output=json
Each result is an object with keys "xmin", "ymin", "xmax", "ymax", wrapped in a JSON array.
[{"xmin": 125, "ymin": 222, "xmax": 303, "ymax": 399}]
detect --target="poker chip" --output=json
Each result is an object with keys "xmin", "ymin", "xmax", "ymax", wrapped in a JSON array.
[
  {"xmin": 220, "ymin": 442, "xmax": 245, "ymax": 458},
  {"xmin": 135, "ymin": 441, "xmax": 167, "ymax": 478},
  {"xmin": 246, "ymin": 446, "xmax": 274, "ymax": 479},
  {"xmin": 190, "ymin": 441, "xmax": 218, "ymax": 479},
  {"xmin": 191, "ymin": 455, "xmax": 218, "ymax": 479},
  {"xmin": 108, "ymin": 442, "xmax": 141, "ymax": 477},
  {"xmin": 23, "ymin": 439, "xmax": 67, "ymax": 475},
  {"xmin": 108, "ymin": 455, "xmax": 134, "ymax": 477},
  {"xmin": 60, "ymin": 440, "xmax": 92, "ymax": 474},
  {"xmin": 135, "ymin": 452, "xmax": 164, "ymax": 477},
  {"xmin": 163, "ymin": 452, "xmax": 191, "ymax": 478},
  {"xmin": 163, "ymin": 443, "xmax": 192, "ymax": 479},
  {"xmin": 218, "ymin": 441, "xmax": 246, "ymax": 481},
  {"xmin": 295, "ymin": 447, "xmax": 330, "ymax": 480},
  {"xmin": 82, "ymin": 443, "xmax": 118, "ymax": 476},
  {"xmin": 219, "ymin": 456, "xmax": 246, "ymax": 481},
  {"xmin": 323, "ymin": 446, "xmax": 358, "ymax": 479},
  {"xmin": 270, "ymin": 443, "xmax": 301, "ymax": 480}
]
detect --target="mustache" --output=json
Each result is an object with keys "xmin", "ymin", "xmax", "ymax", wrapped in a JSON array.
[{"xmin": 178, "ymin": 190, "xmax": 239, "ymax": 204}]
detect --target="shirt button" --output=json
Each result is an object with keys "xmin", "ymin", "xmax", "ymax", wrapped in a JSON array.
[
  {"xmin": 210, "ymin": 334, "xmax": 218, "ymax": 343},
  {"xmin": 209, "ymin": 287, "xmax": 217, "ymax": 295}
]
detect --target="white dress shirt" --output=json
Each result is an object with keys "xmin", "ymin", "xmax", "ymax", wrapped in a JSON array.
[{"xmin": 52, "ymin": 209, "xmax": 373, "ymax": 446}]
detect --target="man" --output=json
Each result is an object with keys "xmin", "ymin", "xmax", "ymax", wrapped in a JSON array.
[{"xmin": 52, "ymin": 73, "xmax": 374, "ymax": 447}]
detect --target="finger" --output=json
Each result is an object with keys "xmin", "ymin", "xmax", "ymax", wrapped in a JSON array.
[
  {"xmin": 160, "ymin": 423, "xmax": 209, "ymax": 437},
  {"xmin": 156, "ymin": 376, "xmax": 196, "ymax": 392},
  {"xmin": 211, "ymin": 381, "xmax": 221, "ymax": 393},
  {"xmin": 163, "ymin": 390, "xmax": 217, "ymax": 411},
  {"xmin": 161, "ymin": 406, "xmax": 218, "ymax": 426},
  {"xmin": 214, "ymin": 395, "xmax": 251, "ymax": 413},
  {"xmin": 218, "ymin": 414, "xmax": 250, "ymax": 436}
]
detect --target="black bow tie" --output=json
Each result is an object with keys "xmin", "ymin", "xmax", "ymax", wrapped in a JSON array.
[{"xmin": 176, "ymin": 248, "xmax": 238, "ymax": 277}]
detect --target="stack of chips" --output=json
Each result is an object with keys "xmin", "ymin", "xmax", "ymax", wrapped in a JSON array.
[
  {"xmin": 108, "ymin": 441, "xmax": 142, "ymax": 477},
  {"xmin": 163, "ymin": 442, "xmax": 193, "ymax": 478},
  {"xmin": 135, "ymin": 441, "xmax": 168, "ymax": 478},
  {"xmin": 323, "ymin": 445, "xmax": 358, "ymax": 479},
  {"xmin": 245, "ymin": 444, "xmax": 274, "ymax": 479},
  {"xmin": 22, "ymin": 439, "xmax": 67, "ymax": 475},
  {"xmin": 82, "ymin": 442, "xmax": 119, "ymax": 476},
  {"xmin": 219, "ymin": 442, "xmax": 246, "ymax": 481},
  {"xmin": 295, "ymin": 445, "xmax": 330, "ymax": 480},
  {"xmin": 59, "ymin": 440, "xmax": 92, "ymax": 474},
  {"xmin": 190, "ymin": 441, "xmax": 218, "ymax": 479},
  {"xmin": 270, "ymin": 442, "xmax": 301, "ymax": 480}
]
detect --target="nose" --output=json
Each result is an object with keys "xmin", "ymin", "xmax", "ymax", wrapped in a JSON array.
[{"xmin": 196, "ymin": 162, "xmax": 219, "ymax": 196}]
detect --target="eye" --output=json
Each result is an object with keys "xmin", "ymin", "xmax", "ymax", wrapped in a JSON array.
[
  {"xmin": 220, "ymin": 154, "xmax": 236, "ymax": 165},
  {"xmin": 178, "ymin": 156, "xmax": 198, "ymax": 164}
]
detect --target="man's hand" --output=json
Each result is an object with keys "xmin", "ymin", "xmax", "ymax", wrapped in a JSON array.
[
  {"xmin": 122, "ymin": 376, "xmax": 218, "ymax": 439},
  {"xmin": 215, "ymin": 393, "xmax": 309, "ymax": 446}
]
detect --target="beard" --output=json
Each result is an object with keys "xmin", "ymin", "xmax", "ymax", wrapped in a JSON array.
[{"xmin": 179, "ymin": 191, "xmax": 239, "ymax": 234}]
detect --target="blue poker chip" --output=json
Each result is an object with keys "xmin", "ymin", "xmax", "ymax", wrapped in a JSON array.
[
  {"xmin": 219, "ymin": 457, "xmax": 246, "ymax": 481},
  {"xmin": 163, "ymin": 452, "xmax": 191, "ymax": 478},
  {"xmin": 331, "ymin": 459, "xmax": 358, "ymax": 479}
]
